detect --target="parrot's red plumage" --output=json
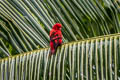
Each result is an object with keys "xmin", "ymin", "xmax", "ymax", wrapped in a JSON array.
[{"xmin": 49, "ymin": 23, "xmax": 62, "ymax": 56}]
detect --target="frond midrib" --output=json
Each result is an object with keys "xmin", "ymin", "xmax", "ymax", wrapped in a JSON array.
[{"xmin": 0, "ymin": 32, "xmax": 120, "ymax": 62}]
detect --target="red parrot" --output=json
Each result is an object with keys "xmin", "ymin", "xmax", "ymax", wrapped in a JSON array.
[{"xmin": 49, "ymin": 23, "xmax": 62, "ymax": 56}]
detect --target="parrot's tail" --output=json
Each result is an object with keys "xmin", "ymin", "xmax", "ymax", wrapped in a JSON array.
[
  {"xmin": 49, "ymin": 42, "xmax": 61, "ymax": 57},
  {"xmin": 49, "ymin": 49, "xmax": 55, "ymax": 57}
]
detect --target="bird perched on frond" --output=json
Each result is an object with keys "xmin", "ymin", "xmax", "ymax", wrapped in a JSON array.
[{"xmin": 49, "ymin": 23, "xmax": 63, "ymax": 56}]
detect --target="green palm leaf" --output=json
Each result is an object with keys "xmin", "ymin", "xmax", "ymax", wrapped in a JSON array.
[{"xmin": 0, "ymin": 33, "xmax": 120, "ymax": 79}]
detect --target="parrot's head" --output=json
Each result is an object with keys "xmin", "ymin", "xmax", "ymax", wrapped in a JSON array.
[{"xmin": 53, "ymin": 23, "xmax": 62, "ymax": 30}]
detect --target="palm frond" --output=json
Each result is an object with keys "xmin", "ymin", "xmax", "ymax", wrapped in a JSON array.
[{"xmin": 0, "ymin": 33, "xmax": 120, "ymax": 79}]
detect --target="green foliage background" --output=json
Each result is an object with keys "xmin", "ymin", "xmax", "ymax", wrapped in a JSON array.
[{"xmin": 0, "ymin": 0, "xmax": 120, "ymax": 57}]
